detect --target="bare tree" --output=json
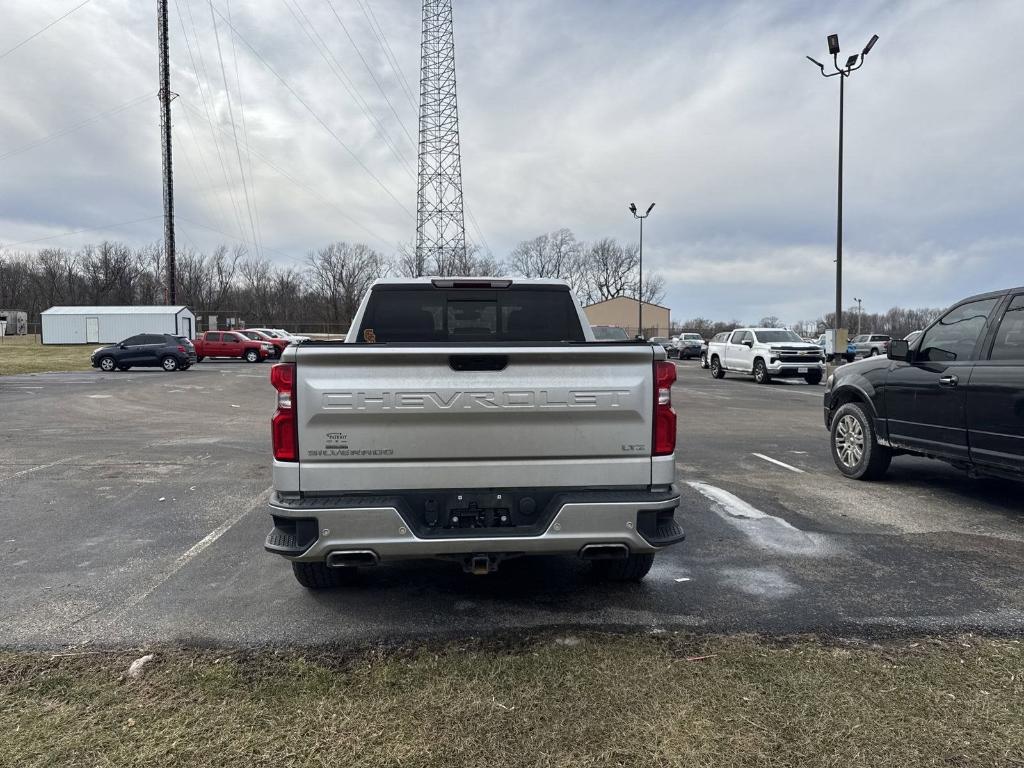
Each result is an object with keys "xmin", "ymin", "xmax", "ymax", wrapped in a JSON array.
[{"xmin": 306, "ymin": 242, "xmax": 388, "ymax": 329}]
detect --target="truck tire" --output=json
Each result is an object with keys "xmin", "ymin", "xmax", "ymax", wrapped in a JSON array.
[
  {"xmin": 245, "ymin": 349, "xmax": 259, "ymax": 363},
  {"xmin": 710, "ymin": 355, "xmax": 725, "ymax": 379},
  {"xmin": 753, "ymin": 359, "xmax": 770, "ymax": 384},
  {"xmin": 830, "ymin": 402, "xmax": 892, "ymax": 480},
  {"xmin": 700, "ymin": 351, "xmax": 709, "ymax": 369},
  {"xmin": 292, "ymin": 561, "xmax": 347, "ymax": 589},
  {"xmin": 591, "ymin": 553, "xmax": 655, "ymax": 582},
  {"xmin": 196, "ymin": 356, "xmax": 205, "ymax": 362},
  {"xmin": 804, "ymin": 371, "xmax": 823, "ymax": 385}
]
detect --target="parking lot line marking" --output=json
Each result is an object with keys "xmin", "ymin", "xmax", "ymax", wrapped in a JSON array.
[
  {"xmin": 0, "ymin": 456, "xmax": 74, "ymax": 483},
  {"xmin": 752, "ymin": 453, "xmax": 806, "ymax": 474},
  {"xmin": 687, "ymin": 481, "xmax": 774, "ymax": 520},
  {"xmin": 118, "ymin": 486, "xmax": 272, "ymax": 612}
]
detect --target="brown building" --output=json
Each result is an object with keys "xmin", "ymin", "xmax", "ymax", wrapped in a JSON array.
[{"xmin": 583, "ymin": 296, "xmax": 671, "ymax": 338}]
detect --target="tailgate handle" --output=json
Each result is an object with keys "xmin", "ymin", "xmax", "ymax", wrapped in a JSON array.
[{"xmin": 449, "ymin": 354, "xmax": 508, "ymax": 372}]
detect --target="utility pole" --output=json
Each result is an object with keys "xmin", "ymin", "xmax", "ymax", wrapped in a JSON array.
[
  {"xmin": 415, "ymin": 0, "xmax": 466, "ymax": 276},
  {"xmin": 629, "ymin": 202, "xmax": 655, "ymax": 338},
  {"xmin": 807, "ymin": 33, "xmax": 878, "ymax": 358},
  {"xmin": 157, "ymin": 0, "xmax": 176, "ymax": 303}
]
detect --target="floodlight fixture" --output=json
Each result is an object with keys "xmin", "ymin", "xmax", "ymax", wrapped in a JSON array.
[
  {"xmin": 645, "ymin": 203, "xmax": 655, "ymax": 215},
  {"xmin": 862, "ymin": 34, "xmax": 879, "ymax": 55},
  {"xmin": 827, "ymin": 34, "xmax": 840, "ymax": 55},
  {"xmin": 845, "ymin": 54, "xmax": 859, "ymax": 68},
  {"xmin": 806, "ymin": 55, "xmax": 824, "ymax": 68},
  {"xmin": 629, "ymin": 202, "xmax": 637, "ymax": 214}
]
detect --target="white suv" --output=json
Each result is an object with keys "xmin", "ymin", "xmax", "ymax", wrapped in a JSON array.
[{"xmin": 707, "ymin": 328, "xmax": 826, "ymax": 384}]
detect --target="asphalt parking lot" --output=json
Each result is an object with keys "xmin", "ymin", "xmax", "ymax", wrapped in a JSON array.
[{"xmin": 2, "ymin": 359, "xmax": 1023, "ymax": 648}]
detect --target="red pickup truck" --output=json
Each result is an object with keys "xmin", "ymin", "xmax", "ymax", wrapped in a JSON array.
[
  {"xmin": 193, "ymin": 331, "xmax": 273, "ymax": 363},
  {"xmin": 240, "ymin": 329, "xmax": 290, "ymax": 358}
]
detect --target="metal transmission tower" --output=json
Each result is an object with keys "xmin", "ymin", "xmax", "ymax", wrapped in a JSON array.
[
  {"xmin": 415, "ymin": 0, "xmax": 466, "ymax": 276},
  {"xmin": 157, "ymin": 0, "xmax": 177, "ymax": 303}
]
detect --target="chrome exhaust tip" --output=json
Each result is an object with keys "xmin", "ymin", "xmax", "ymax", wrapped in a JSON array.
[
  {"xmin": 325, "ymin": 550, "xmax": 379, "ymax": 568},
  {"xmin": 579, "ymin": 543, "xmax": 629, "ymax": 561}
]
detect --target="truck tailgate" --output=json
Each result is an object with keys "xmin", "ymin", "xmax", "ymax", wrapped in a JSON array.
[{"xmin": 293, "ymin": 344, "xmax": 657, "ymax": 491}]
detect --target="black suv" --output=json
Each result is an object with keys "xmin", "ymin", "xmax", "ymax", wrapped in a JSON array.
[
  {"xmin": 91, "ymin": 334, "xmax": 197, "ymax": 373},
  {"xmin": 824, "ymin": 287, "xmax": 1023, "ymax": 481}
]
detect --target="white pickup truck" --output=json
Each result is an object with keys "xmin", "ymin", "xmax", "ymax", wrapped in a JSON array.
[
  {"xmin": 708, "ymin": 327, "xmax": 826, "ymax": 384},
  {"xmin": 265, "ymin": 278, "xmax": 684, "ymax": 589}
]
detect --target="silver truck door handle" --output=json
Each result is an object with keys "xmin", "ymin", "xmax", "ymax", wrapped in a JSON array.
[{"xmin": 938, "ymin": 374, "xmax": 959, "ymax": 387}]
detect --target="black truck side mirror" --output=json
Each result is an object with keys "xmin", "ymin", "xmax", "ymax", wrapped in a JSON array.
[{"xmin": 888, "ymin": 339, "xmax": 911, "ymax": 362}]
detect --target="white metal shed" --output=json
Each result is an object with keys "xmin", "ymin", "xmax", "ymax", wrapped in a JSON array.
[{"xmin": 40, "ymin": 306, "xmax": 196, "ymax": 345}]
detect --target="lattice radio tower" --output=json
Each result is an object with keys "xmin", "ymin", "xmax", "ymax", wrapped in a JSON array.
[{"xmin": 415, "ymin": 0, "xmax": 466, "ymax": 276}]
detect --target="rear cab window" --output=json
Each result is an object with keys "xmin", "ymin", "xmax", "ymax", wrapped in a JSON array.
[{"xmin": 357, "ymin": 284, "xmax": 586, "ymax": 343}]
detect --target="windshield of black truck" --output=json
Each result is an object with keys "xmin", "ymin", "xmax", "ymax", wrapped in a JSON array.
[{"xmin": 358, "ymin": 287, "xmax": 586, "ymax": 343}]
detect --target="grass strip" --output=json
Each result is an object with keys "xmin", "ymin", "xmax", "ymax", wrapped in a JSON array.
[
  {"xmin": 0, "ymin": 336, "xmax": 92, "ymax": 375},
  {"xmin": 2, "ymin": 633, "xmax": 1022, "ymax": 767}
]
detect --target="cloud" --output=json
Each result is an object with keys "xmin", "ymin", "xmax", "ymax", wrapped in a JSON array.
[{"xmin": 0, "ymin": 0, "xmax": 1021, "ymax": 323}]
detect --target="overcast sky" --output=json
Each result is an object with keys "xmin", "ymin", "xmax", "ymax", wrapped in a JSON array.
[{"xmin": 1, "ymin": 0, "xmax": 1021, "ymax": 324}]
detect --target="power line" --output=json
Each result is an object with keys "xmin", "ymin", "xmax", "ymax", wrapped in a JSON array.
[
  {"xmin": 209, "ymin": 2, "xmax": 413, "ymax": 218},
  {"xmin": 0, "ymin": 215, "xmax": 162, "ymax": 249},
  {"xmin": 178, "ymin": 98, "xmax": 397, "ymax": 250},
  {"xmin": 357, "ymin": 0, "xmax": 417, "ymax": 110},
  {"xmin": 208, "ymin": 0, "xmax": 262, "ymax": 259},
  {"xmin": 226, "ymin": 0, "xmax": 264, "ymax": 263},
  {"xmin": 0, "ymin": 91, "xmax": 152, "ymax": 161},
  {"xmin": 177, "ymin": 215, "xmax": 300, "ymax": 262},
  {"xmin": 281, "ymin": 0, "xmax": 415, "ymax": 180},
  {"xmin": 175, "ymin": 0, "xmax": 251, "ymax": 244},
  {"xmin": 322, "ymin": 0, "xmax": 416, "ymax": 149},
  {"xmin": 0, "ymin": 0, "xmax": 93, "ymax": 61}
]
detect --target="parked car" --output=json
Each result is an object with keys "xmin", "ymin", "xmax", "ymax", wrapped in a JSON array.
[
  {"xmin": 675, "ymin": 333, "xmax": 704, "ymax": 360},
  {"xmin": 241, "ymin": 329, "xmax": 290, "ymax": 358},
  {"xmin": 265, "ymin": 277, "xmax": 684, "ymax": 589},
  {"xmin": 814, "ymin": 333, "xmax": 856, "ymax": 363},
  {"xmin": 91, "ymin": 333, "xmax": 197, "ymax": 372},
  {"xmin": 824, "ymin": 287, "xmax": 1024, "ymax": 481},
  {"xmin": 252, "ymin": 327, "xmax": 311, "ymax": 343},
  {"xmin": 591, "ymin": 325, "xmax": 630, "ymax": 341},
  {"xmin": 193, "ymin": 331, "xmax": 273, "ymax": 363},
  {"xmin": 849, "ymin": 334, "xmax": 891, "ymax": 358},
  {"xmin": 708, "ymin": 328, "xmax": 826, "ymax": 384},
  {"xmin": 700, "ymin": 332, "xmax": 731, "ymax": 369},
  {"xmin": 648, "ymin": 336, "xmax": 676, "ymax": 357}
]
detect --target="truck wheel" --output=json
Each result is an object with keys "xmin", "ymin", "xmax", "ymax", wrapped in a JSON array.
[
  {"xmin": 870, "ymin": 348, "xmax": 880, "ymax": 356},
  {"xmin": 804, "ymin": 371, "xmax": 823, "ymax": 385},
  {"xmin": 245, "ymin": 349, "xmax": 259, "ymax": 363},
  {"xmin": 591, "ymin": 553, "xmax": 655, "ymax": 582},
  {"xmin": 710, "ymin": 356, "xmax": 725, "ymax": 379},
  {"xmin": 161, "ymin": 356, "xmax": 178, "ymax": 372},
  {"xmin": 830, "ymin": 402, "xmax": 892, "ymax": 480},
  {"xmin": 291, "ymin": 561, "xmax": 349, "ymax": 589},
  {"xmin": 196, "ymin": 356, "xmax": 204, "ymax": 362},
  {"xmin": 753, "ymin": 359, "xmax": 770, "ymax": 384},
  {"xmin": 700, "ymin": 352, "xmax": 709, "ymax": 369}
]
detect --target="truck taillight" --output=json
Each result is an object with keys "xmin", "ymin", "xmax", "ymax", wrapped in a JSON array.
[
  {"xmin": 270, "ymin": 363, "xmax": 297, "ymax": 461},
  {"xmin": 653, "ymin": 360, "xmax": 677, "ymax": 456}
]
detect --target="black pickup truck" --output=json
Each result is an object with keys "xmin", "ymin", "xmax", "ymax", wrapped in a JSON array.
[{"xmin": 823, "ymin": 287, "xmax": 1023, "ymax": 481}]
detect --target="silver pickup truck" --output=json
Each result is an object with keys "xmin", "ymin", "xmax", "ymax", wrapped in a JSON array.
[{"xmin": 265, "ymin": 278, "xmax": 683, "ymax": 588}]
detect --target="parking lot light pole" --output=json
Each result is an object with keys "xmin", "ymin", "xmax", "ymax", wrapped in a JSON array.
[
  {"xmin": 629, "ymin": 202, "xmax": 655, "ymax": 338},
  {"xmin": 807, "ymin": 33, "xmax": 878, "ymax": 358},
  {"xmin": 854, "ymin": 297, "xmax": 863, "ymax": 335}
]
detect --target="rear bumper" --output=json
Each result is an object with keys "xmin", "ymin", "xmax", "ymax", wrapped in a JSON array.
[{"xmin": 266, "ymin": 486, "xmax": 684, "ymax": 562}]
